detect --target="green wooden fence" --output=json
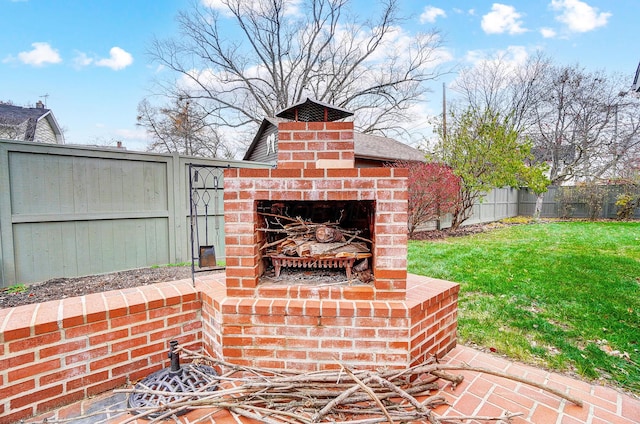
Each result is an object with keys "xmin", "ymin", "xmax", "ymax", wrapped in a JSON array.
[{"xmin": 0, "ymin": 140, "xmax": 268, "ymax": 286}]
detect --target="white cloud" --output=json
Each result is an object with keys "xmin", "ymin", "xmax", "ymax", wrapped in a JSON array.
[
  {"xmin": 95, "ymin": 47, "xmax": 133, "ymax": 70},
  {"xmin": 540, "ymin": 27, "xmax": 557, "ymax": 38},
  {"xmin": 73, "ymin": 52, "xmax": 93, "ymax": 68},
  {"xmin": 481, "ymin": 3, "xmax": 527, "ymax": 35},
  {"xmin": 550, "ymin": 0, "xmax": 611, "ymax": 33},
  {"xmin": 115, "ymin": 127, "xmax": 148, "ymax": 140},
  {"xmin": 420, "ymin": 6, "xmax": 446, "ymax": 24},
  {"xmin": 464, "ymin": 45, "xmax": 529, "ymax": 68},
  {"xmin": 16, "ymin": 42, "xmax": 62, "ymax": 66}
]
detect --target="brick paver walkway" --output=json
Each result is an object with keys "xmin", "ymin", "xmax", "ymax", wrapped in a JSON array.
[{"xmin": 25, "ymin": 345, "xmax": 640, "ymax": 423}]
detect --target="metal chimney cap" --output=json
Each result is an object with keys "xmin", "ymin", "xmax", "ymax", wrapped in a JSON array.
[{"xmin": 275, "ymin": 98, "xmax": 354, "ymax": 122}]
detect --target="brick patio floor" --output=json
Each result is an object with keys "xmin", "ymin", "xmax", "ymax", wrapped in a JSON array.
[{"xmin": 24, "ymin": 345, "xmax": 640, "ymax": 424}]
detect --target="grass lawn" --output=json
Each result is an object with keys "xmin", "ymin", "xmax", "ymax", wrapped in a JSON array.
[{"xmin": 408, "ymin": 220, "xmax": 640, "ymax": 394}]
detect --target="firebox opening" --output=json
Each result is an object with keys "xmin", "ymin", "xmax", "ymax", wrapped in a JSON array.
[{"xmin": 257, "ymin": 200, "xmax": 375, "ymax": 285}]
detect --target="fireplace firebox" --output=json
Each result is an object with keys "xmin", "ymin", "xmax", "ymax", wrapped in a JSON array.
[{"xmin": 257, "ymin": 200, "xmax": 375, "ymax": 281}]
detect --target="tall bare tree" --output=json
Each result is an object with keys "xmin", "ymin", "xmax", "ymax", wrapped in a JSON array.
[
  {"xmin": 141, "ymin": 0, "xmax": 448, "ymax": 155},
  {"xmin": 453, "ymin": 55, "xmax": 640, "ymax": 186},
  {"xmin": 451, "ymin": 50, "xmax": 551, "ymax": 135},
  {"xmin": 526, "ymin": 65, "xmax": 640, "ymax": 185},
  {"xmin": 137, "ymin": 98, "xmax": 233, "ymax": 158}
]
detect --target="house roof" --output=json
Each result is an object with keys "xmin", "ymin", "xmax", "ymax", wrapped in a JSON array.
[
  {"xmin": 354, "ymin": 132, "xmax": 425, "ymax": 163},
  {"xmin": 633, "ymin": 61, "xmax": 640, "ymax": 93},
  {"xmin": 275, "ymin": 98, "xmax": 354, "ymax": 122},
  {"xmin": 0, "ymin": 103, "xmax": 64, "ymax": 143}
]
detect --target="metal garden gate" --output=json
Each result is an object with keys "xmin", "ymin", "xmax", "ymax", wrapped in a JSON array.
[{"xmin": 188, "ymin": 164, "xmax": 227, "ymax": 282}]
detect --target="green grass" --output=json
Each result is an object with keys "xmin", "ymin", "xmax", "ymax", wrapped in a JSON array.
[
  {"xmin": 151, "ymin": 262, "xmax": 192, "ymax": 268},
  {"xmin": 408, "ymin": 221, "xmax": 640, "ymax": 394}
]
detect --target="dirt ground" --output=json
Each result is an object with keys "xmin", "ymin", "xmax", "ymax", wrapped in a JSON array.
[
  {"xmin": 0, "ymin": 266, "xmax": 198, "ymax": 309},
  {"xmin": 0, "ymin": 223, "xmax": 511, "ymax": 309}
]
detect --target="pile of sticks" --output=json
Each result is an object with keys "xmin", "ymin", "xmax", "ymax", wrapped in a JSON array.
[
  {"xmin": 259, "ymin": 213, "xmax": 372, "ymax": 279},
  {"xmin": 114, "ymin": 347, "xmax": 583, "ymax": 423}
]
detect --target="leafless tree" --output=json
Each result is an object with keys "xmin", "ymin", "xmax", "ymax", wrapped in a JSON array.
[
  {"xmin": 453, "ymin": 56, "xmax": 640, "ymax": 185},
  {"xmin": 137, "ymin": 98, "xmax": 233, "ymax": 158},
  {"xmin": 451, "ymin": 51, "xmax": 551, "ymax": 134},
  {"xmin": 526, "ymin": 65, "xmax": 640, "ymax": 185},
  {"xmin": 141, "ymin": 0, "xmax": 448, "ymax": 155}
]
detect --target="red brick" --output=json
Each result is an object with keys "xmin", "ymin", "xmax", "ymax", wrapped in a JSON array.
[
  {"xmin": 285, "ymin": 315, "xmax": 318, "ymax": 326},
  {"xmin": 317, "ymin": 151, "xmax": 340, "ymax": 160},
  {"xmin": 278, "ymin": 122, "xmax": 308, "ymax": 131},
  {"xmin": 0, "ymin": 351, "xmax": 34, "ymax": 370},
  {"xmin": 255, "ymin": 359, "xmax": 287, "ymax": 369},
  {"xmin": 375, "ymin": 269, "xmax": 407, "ymax": 279},
  {"xmin": 321, "ymin": 339, "xmax": 353, "ymax": 349},
  {"xmin": 111, "ymin": 335, "xmax": 148, "ymax": 352},
  {"xmin": 0, "ymin": 379, "xmax": 35, "ymax": 401},
  {"xmin": 40, "ymin": 364, "xmax": 86, "ymax": 386},
  {"xmin": 66, "ymin": 370, "xmax": 109, "ymax": 391},
  {"xmin": 341, "ymin": 352, "xmax": 375, "ymax": 362},
  {"xmin": 40, "ymin": 339, "xmax": 87, "ymax": 359},
  {"xmin": 88, "ymin": 328, "xmax": 129, "ymax": 346},
  {"xmin": 111, "ymin": 311, "xmax": 147, "ymax": 329},
  {"xmin": 130, "ymin": 319, "xmax": 164, "ymax": 335},
  {"xmin": 326, "ymin": 122, "xmax": 353, "ymax": 130},
  {"xmin": 237, "ymin": 168, "xmax": 270, "ymax": 178},
  {"xmin": 112, "ymin": 358, "xmax": 150, "ymax": 377},
  {"xmin": 87, "ymin": 375, "xmax": 126, "ymax": 396},
  {"xmin": 530, "ymin": 403, "xmax": 561, "ymax": 423},
  {"xmin": 291, "ymin": 131, "xmax": 315, "ymax": 141},
  {"xmin": 65, "ymin": 346, "xmax": 108, "ymax": 366},
  {"xmin": 254, "ymin": 314, "xmax": 287, "ymax": 325},
  {"xmin": 89, "ymin": 351, "xmax": 129, "ymax": 371},
  {"xmin": 2, "ymin": 325, "xmax": 31, "ymax": 343},
  {"xmin": 149, "ymin": 326, "xmax": 182, "ymax": 341},
  {"xmin": 101, "ymin": 292, "xmax": 128, "ymax": 318},
  {"xmin": 276, "ymin": 349, "xmax": 306, "ymax": 360},
  {"xmin": 343, "ymin": 286, "xmax": 374, "ymax": 300},
  {"xmin": 303, "ymin": 168, "xmax": 325, "ymax": 178},
  {"xmin": 131, "ymin": 341, "xmax": 164, "ymax": 358},
  {"xmin": 36, "ymin": 390, "xmax": 85, "ymax": 415},
  {"xmin": 9, "ymin": 358, "xmax": 60, "ymax": 383},
  {"xmin": 339, "ymin": 132, "xmax": 354, "ymax": 141},
  {"xmin": 65, "ymin": 321, "xmax": 108, "ymax": 339},
  {"xmin": 33, "ymin": 301, "xmax": 62, "ymax": 335},
  {"xmin": 316, "ymin": 131, "xmax": 340, "ymax": 140}
]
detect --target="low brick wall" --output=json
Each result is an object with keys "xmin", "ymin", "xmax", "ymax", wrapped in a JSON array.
[
  {"xmin": 198, "ymin": 273, "xmax": 459, "ymax": 371},
  {"xmin": 0, "ymin": 280, "xmax": 202, "ymax": 423},
  {"xmin": 1, "ymin": 275, "xmax": 459, "ymax": 423}
]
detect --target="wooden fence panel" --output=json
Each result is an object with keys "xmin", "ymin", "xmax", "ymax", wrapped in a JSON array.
[{"xmin": 0, "ymin": 140, "xmax": 268, "ymax": 286}]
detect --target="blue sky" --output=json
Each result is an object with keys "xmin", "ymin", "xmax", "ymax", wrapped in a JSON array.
[{"xmin": 2, "ymin": 0, "xmax": 637, "ymax": 153}]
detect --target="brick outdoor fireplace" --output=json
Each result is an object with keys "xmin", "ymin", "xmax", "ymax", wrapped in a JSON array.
[{"xmin": 201, "ymin": 99, "xmax": 459, "ymax": 371}]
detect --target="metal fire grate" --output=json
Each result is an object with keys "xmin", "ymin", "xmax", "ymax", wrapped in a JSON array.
[
  {"xmin": 128, "ymin": 341, "xmax": 218, "ymax": 418},
  {"xmin": 268, "ymin": 254, "xmax": 356, "ymax": 278}
]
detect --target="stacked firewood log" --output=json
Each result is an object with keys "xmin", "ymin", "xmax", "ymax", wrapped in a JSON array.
[{"xmin": 258, "ymin": 213, "xmax": 373, "ymax": 280}]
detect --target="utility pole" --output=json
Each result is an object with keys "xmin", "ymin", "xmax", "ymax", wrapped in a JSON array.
[{"xmin": 442, "ymin": 83, "xmax": 447, "ymax": 141}]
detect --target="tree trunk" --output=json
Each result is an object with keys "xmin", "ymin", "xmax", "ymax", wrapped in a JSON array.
[{"xmin": 534, "ymin": 192, "xmax": 545, "ymax": 220}]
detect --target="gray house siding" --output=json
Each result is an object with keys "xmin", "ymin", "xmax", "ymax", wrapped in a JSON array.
[
  {"xmin": 245, "ymin": 120, "xmax": 278, "ymax": 163},
  {"xmin": 33, "ymin": 119, "xmax": 59, "ymax": 143}
]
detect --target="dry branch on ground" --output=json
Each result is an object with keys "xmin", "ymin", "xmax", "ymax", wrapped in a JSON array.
[{"xmin": 107, "ymin": 346, "xmax": 582, "ymax": 424}]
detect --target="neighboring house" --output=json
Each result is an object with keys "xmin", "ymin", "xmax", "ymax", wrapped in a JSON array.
[
  {"xmin": 0, "ymin": 101, "xmax": 65, "ymax": 144},
  {"xmin": 243, "ymin": 99, "xmax": 425, "ymax": 167},
  {"xmin": 632, "ymin": 61, "xmax": 640, "ymax": 93}
]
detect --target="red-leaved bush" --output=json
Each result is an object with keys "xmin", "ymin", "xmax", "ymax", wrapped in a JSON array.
[{"xmin": 389, "ymin": 161, "xmax": 460, "ymax": 237}]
